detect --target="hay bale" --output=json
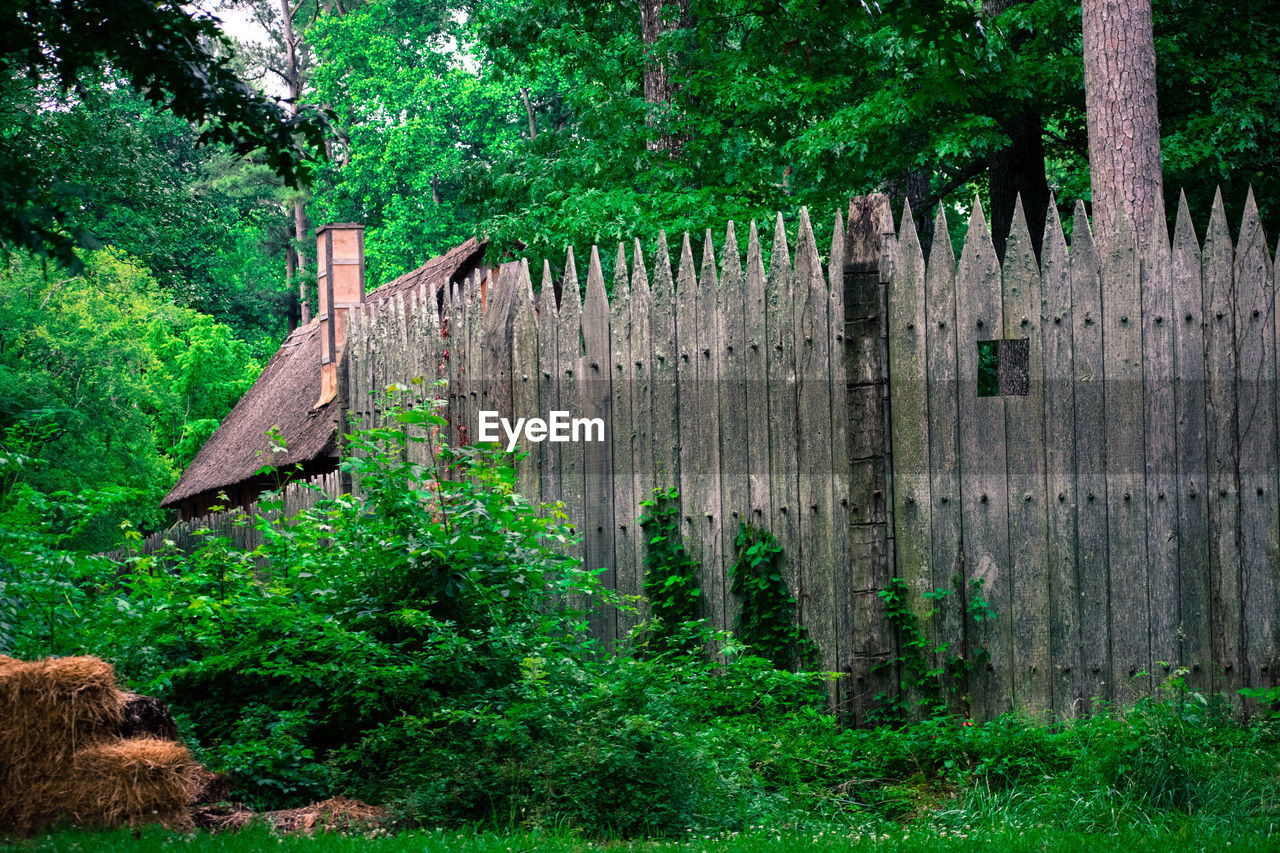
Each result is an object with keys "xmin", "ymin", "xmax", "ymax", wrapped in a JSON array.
[
  {"xmin": 63, "ymin": 737, "xmax": 206, "ymax": 830},
  {"xmin": 0, "ymin": 655, "xmax": 209, "ymax": 836},
  {"xmin": 0, "ymin": 656, "xmax": 126, "ymax": 832}
]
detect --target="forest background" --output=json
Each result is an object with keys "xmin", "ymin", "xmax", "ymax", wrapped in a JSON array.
[{"xmin": 1, "ymin": 0, "xmax": 1278, "ymax": 548}]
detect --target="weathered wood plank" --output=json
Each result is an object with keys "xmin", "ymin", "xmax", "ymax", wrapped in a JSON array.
[
  {"xmin": 610, "ymin": 244, "xmax": 638, "ymax": 640},
  {"xmin": 718, "ymin": 222, "xmax": 748, "ymax": 639},
  {"xmin": 452, "ymin": 279, "xmax": 469, "ymax": 449},
  {"xmin": 348, "ymin": 304, "xmax": 365, "ymax": 417},
  {"xmin": 1235, "ymin": 191, "xmax": 1278, "ymax": 704},
  {"xmin": 468, "ymin": 273, "xmax": 488, "ymax": 443},
  {"xmin": 887, "ymin": 201, "xmax": 935, "ymax": 709},
  {"xmin": 583, "ymin": 246, "xmax": 616, "ymax": 642},
  {"xmin": 924, "ymin": 206, "xmax": 963, "ymax": 708},
  {"xmin": 1041, "ymin": 200, "xmax": 1082, "ymax": 718},
  {"xmin": 538, "ymin": 261, "xmax": 561, "ymax": 506},
  {"xmin": 630, "ymin": 242, "xmax": 654, "ymax": 613},
  {"xmin": 557, "ymin": 249, "xmax": 585, "ymax": 555},
  {"xmin": 650, "ymin": 233, "xmax": 680, "ymax": 493},
  {"xmin": 695, "ymin": 231, "xmax": 725, "ymax": 636},
  {"xmin": 795, "ymin": 209, "xmax": 837, "ymax": 685},
  {"xmin": 1142, "ymin": 209, "xmax": 1179, "ymax": 683},
  {"xmin": 744, "ymin": 222, "xmax": 772, "ymax": 528},
  {"xmin": 1102, "ymin": 205, "xmax": 1150, "ymax": 705},
  {"xmin": 512, "ymin": 259, "xmax": 541, "ymax": 501},
  {"xmin": 1001, "ymin": 197, "xmax": 1051, "ymax": 716},
  {"xmin": 1071, "ymin": 202, "xmax": 1110, "ymax": 708},
  {"xmin": 423, "ymin": 283, "xmax": 447, "ymax": 463},
  {"xmin": 827, "ymin": 211, "xmax": 852, "ymax": 711},
  {"xmin": 1203, "ymin": 190, "xmax": 1240, "ymax": 699},
  {"xmin": 766, "ymin": 214, "xmax": 802, "ymax": 638},
  {"xmin": 401, "ymin": 288, "xmax": 425, "ymax": 469},
  {"xmin": 676, "ymin": 234, "xmax": 702, "ymax": 570},
  {"xmin": 444, "ymin": 284, "xmax": 460, "ymax": 446},
  {"xmin": 844, "ymin": 194, "xmax": 897, "ymax": 724},
  {"xmin": 956, "ymin": 199, "xmax": 1011, "ymax": 719}
]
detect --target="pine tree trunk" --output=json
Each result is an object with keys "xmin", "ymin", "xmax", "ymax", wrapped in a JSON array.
[
  {"xmin": 281, "ymin": 0, "xmax": 311, "ymax": 324},
  {"xmin": 988, "ymin": 110, "xmax": 1051, "ymax": 262},
  {"xmin": 293, "ymin": 200, "xmax": 311, "ymax": 324},
  {"xmin": 285, "ymin": 243, "xmax": 299, "ymax": 331},
  {"xmin": 983, "ymin": 0, "xmax": 1051, "ymax": 262},
  {"xmin": 1082, "ymin": 0, "xmax": 1164, "ymax": 246},
  {"xmin": 640, "ymin": 0, "xmax": 691, "ymax": 155}
]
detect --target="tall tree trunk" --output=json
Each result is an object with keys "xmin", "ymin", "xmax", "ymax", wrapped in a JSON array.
[
  {"xmin": 281, "ymin": 0, "xmax": 311, "ymax": 324},
  {"xmin": 293, "ymin": 199, "xmax": 311, "ymax": 323},
  {"xmin": 285, "ymin": 243, "xmax": 299, "ymax": 331},
  {"xmin": 988, "ymin": 110, "xmax": 1051, "ymax": 262},
  {"xmin": 640, "ymin": 0, "xmax": 691, "ymax": 155},
  {"xmin": 519, "ymin": 87, "xmax": 538, "ymax": 139},
  {"xmin": 1082, "ymin": 0, "xmax": 1163, "ymax": 247},
  {"xmin": 884, "ymin": 170, "xmax": 935, "ymax": 258},
  {"xmin": 983, "ymin": 0, "xmax": 1051, "ymax": 262}
]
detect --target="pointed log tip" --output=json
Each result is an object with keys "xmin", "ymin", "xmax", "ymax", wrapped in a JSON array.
[
  {"xmin": 1210, "ymin": 187, "xmax": 1228, "ymax": 220},
  {"xmin": 1146, "ymin": 204, "xmax": 1169, "ymax": 250},
  {"xmin": 899, "ymin": 197, "xmax": 914, "ymax": 231},
  {"xmin": 933, "ymin": 204, "xmax": 948, "ymax": 234},
  {"xmin": 1173, "ymin": 192, "xmax": 1196, "ymax": 240},
  {"xmin": 1244, "ymin": 185, "xmax": 1260, "ymax": 218}
]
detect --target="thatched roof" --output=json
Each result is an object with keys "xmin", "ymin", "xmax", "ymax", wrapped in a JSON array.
[{"xmin": 161, "ymin": 238, "xmax": 486, "ymax": 510}]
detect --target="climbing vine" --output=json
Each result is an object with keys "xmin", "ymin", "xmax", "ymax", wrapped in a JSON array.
[
  {"xmin": 729, "ymin": 523, "xmax": 820, "ymax": 672},
  {"xmin": 876, "ymin": 575, "xmax": 997, "ymax": 719},
  {"xmin": 638, "ymin": 486, "xmax": 702, "ymax": 652}
]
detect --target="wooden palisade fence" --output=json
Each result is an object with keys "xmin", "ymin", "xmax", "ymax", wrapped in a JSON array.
[
  {"xmin": 336, "ymin": 187, "xmax": 1279, "ymax": 721},
  {"xmin": 106, "ymin": 472, "xmax": 343, "ymax": 561},
  {"xmin": 342, "ymin": 207, "xmax": 890, "ymax": 719},
  {"xmin": 889, "ymin": 189, "xmax": 1279, "ymax": 720}
]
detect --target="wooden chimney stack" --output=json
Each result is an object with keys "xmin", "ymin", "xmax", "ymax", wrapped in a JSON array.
[{"xmin": 315, "ymin": 222, "xmax": 365, "ymax": 408}]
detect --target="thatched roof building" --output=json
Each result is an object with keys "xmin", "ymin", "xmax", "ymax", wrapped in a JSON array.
[{"xmin": 161, "ymin": 233, "xmax": 487, "ymax": 519}]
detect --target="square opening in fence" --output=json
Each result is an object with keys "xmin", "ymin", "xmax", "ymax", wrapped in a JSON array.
[{"xmin": 977, "ymin": 338, "xmax": 1030, "ymax": 397}]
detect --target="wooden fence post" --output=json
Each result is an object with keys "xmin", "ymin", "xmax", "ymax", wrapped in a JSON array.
[{"xmin": 842, "ymin": 194, "xmax": 897, "ymax": 723}]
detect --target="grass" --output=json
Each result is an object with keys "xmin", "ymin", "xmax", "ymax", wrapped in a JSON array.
[{"xmin": 7, "ymin": 824, "xmax": 1279, "ymax": 853}]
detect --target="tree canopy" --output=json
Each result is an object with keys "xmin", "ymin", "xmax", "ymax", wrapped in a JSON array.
[{"xmin": 1, "ymin": 0, "xmax": 329, "ymax": 268}]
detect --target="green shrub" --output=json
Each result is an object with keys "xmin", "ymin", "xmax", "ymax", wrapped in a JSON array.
[{"xmin": 330, "ymin": 639, "xmax": 830, "ymax": 836}]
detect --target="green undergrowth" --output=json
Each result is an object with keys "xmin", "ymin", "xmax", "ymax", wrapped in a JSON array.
[
  {"xmin": 12, "ymin": 824, "xmax": 1279, "ymax": 852},
  {"xmin": 4, "ymin": 398, "xmax": 1280, "ymax": 843}
]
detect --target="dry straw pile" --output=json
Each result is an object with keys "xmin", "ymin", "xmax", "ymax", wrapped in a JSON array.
[{"xmin": 0, "ymin": 654, "xmax": 209, "ymax": 835}]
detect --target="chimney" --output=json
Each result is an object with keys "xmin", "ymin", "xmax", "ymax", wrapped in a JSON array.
[{"xmin": 315, "ymin": 222, "xmax": 365, "ymax": 408}]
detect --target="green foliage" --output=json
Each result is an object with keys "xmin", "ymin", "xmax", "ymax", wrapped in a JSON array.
[
  {"xmin": 728, "ymin": 522, "xmax": 818, "ymax": 672},
  {"xmin": 6, "ymin": 407, "xmax": 1280, "ymax": 840},
  {"xmin": 332, "ymin": 644, "xmax": 827, "ymax": 836},
  {"xmin": 637, "ymin": 486, "xmax": 702, "ymax": 652},
  {"xmin": 0, "ymin": 251, "xmax": 260, "ymax": 545},
  {"xmin": 877, "ymin": 577, "xmax": 996, "ymax": 720},
  {"xmin": 1, "ymin": 0, "xmax": 328, "ymax": 269},
  {"xmin": 20, "ymin": 397, "xmax": 599, "ymax": 807},
  {"xmin": 1, "ymin": 80, "xmax": 299, "ymax": 348},
  {"xmin": 0, "ymin": 451, "xmax": 133, "ymax": 655},
  {"xmin": 301, "ymin": 0, "xmax": 1280, "ymax": 276}
]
